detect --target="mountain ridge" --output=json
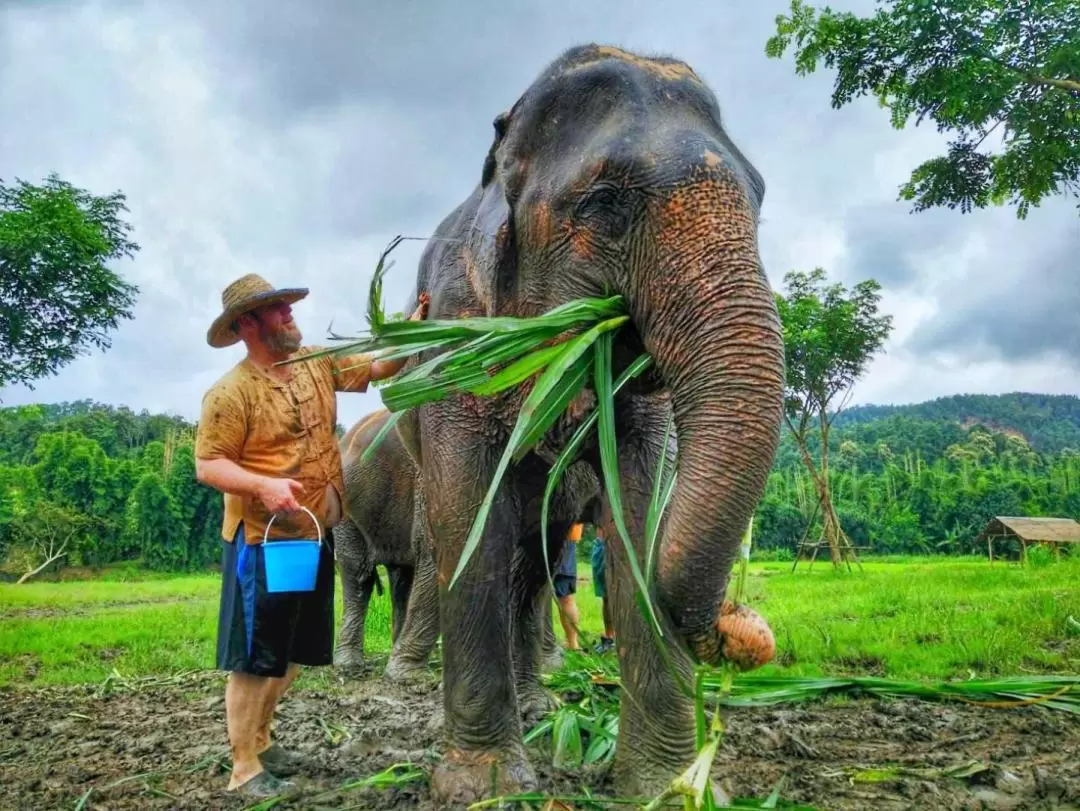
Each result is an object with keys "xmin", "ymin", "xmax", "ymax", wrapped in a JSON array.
[{"xmin": 834, "ymin": 392, "xmax": 1080, "ymax": 453}]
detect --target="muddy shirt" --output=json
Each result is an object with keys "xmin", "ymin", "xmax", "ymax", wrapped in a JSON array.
[{"xmin": 195, "ymin": 346, "xmax": 372, "ymax": 544}]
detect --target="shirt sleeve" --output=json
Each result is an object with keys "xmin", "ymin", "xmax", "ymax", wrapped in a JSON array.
[
  {"xmin": 323, "ymin": 349, "xmax": 373, "ymax": 393},
  {"xmin": 195, "ymin": 384, "xmax": 247, "ymax": 461}
]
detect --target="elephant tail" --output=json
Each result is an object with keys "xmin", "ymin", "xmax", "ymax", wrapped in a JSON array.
[{"xmin": 370, "ymin": 568, "xmax": 385, "ymax": 597}]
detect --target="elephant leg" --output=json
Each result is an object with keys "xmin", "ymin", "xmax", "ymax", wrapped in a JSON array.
[
  {"xmin": 602, "ymin": 403, "xmax": 723, "ymax": 802},
  {"xmin": 511, "ymin": 535, "xmax": 562, "ymax": 725},
  {"xmin": 424, "ymin": 421, "xmax": 534, "ymax": 806},
  {"xmin": 334, "ymin": 520, "xmax": 376, "ymax": 676},
  {"xmin": 387, "ymin": 565, "xmax": 413, "ymax": 645},
  {"xmin": 384, "ymin": 551, "xmax": 440, "ymax": 682},
  {"xmin": 537, "ymin": 586, "xmax": 564, "ymax": 672}
]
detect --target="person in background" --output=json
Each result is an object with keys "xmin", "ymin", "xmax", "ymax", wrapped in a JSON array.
[
  {"xmin": 195, "ymin": 273, "xmax": 428, "ymax": 798},
  {"xmin": 552, "ymin": 522, "xmax": 584, "ymax": 651},
  {"xmin": 590, "ymin": 527, "xmax": 616, "ymax": 654}
]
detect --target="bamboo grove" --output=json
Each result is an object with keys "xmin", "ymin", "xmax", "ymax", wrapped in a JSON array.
[{"xmin": 3, "ymin": 392, "xmax": 1080, "ymax": 578}]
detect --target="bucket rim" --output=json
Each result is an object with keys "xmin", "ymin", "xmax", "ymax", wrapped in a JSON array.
[{"xmin": 262, "ymin": 506, "xmax": 323, "ymax": 546}]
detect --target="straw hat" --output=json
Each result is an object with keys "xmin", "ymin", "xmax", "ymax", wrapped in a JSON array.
[{"xmin": 207, "ymin": 273, "xmax": 309, "ymax": 348}]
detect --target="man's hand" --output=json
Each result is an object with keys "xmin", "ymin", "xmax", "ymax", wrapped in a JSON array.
[
  {"xmin": 256, "ymin": 477, "xmax": 304, "ymax": 514},
  {"xmin": 410, "ymin": 293, "xmax": 430, "ymax": 321}
]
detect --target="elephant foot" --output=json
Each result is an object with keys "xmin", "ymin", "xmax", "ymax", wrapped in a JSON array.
[
  {"xmin": 539, "ymin": 647, "xmax": 564, "ymax": 674},
  {"xmin": 333, "ymin": 647, "xmax": 366, "ymax": 679},
  {"xmin": 518, "ymin": 686, "xmax": 557, "ymax": 726},
  {"xmin": 613, "ymin": 755, "xmax": 732, "ymax": 808},
  {"xmin": 431, "ymin": 747, "xmax": 537, "ymax": 807},
  {"xmin": 383, "ymin": 655, "xmax": 430, "ymax": 683}
]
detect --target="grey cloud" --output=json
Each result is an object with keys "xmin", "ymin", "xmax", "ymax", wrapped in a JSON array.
[
  {"xmin": 837, "ymin": 201, "xmax": 973, "ymax": 290},
  {"xmin": 906, "ymin": 204, "xmax": 1080, "ymax": 364},
  {"xmin": 1, "ymin": 0, "xmax": 1077, "ymax": 424}
]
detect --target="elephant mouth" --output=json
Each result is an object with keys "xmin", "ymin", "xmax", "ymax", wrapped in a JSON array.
[{"xmin": 609, "ymin": 319, "xmax": 665, "ymax": 395}]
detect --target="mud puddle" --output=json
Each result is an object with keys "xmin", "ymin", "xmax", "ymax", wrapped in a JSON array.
[{"xmin": 1, "ymin": 669, "xmax": 1078, "ymax": 810}]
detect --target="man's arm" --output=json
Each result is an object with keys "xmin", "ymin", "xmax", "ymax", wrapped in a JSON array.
[
  {"xmin": 330, "ymin": 293, "xmax": 430, "ymax": 392},
  {"xmin": 196, "ymin": 458, "xmax": 304, "ymax": 514},
  {"xmin": 194, "ymin": 385, "xmax": 303, "ymax": 513}
]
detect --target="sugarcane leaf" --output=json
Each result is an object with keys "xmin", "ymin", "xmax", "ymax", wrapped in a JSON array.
[
  {"xmin": 510, "ymin": 353, "xmax": 592, "ymax": 463},
  {"xmin": 593, "ymin": 330, "xmax": 664, "ymax": 640},
  {"xmin": 645, "ymin": 410, "xmax": 676, "ymax": 586},
  {"xmin": 538, "ymin": 353, "xmax": 653, "ymax": 617},
  {"xmin": 523, "ymin": 717, "xmax": 555, "ymax": 745},
  {"xmin": 448, "ymin": 317, "xmax": 626, "ymax": 590},
  {"xmin": 366, "ymin": 234, "xmax": 404, "ymax": 332},
  {"xmin": 471, "ymin": 343, "xmax": 566, "ymax": 396},
  {"xmin": 551, "ymin": 708, "xmax": 583, "ymax": 769},
  {"xmin": 358, "ymin": 409, "xmax": 407, "ymax": 464}
]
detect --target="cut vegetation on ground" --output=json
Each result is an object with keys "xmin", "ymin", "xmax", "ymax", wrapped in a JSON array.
[{"xmin": 2, "ymin": 556, "xmax": 1079, "ymax": 809}]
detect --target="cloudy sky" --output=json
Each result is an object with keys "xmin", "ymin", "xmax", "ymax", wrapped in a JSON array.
[{"xmin": 1, "ymin": 0, "xmax": 1077, "ymax": 431}]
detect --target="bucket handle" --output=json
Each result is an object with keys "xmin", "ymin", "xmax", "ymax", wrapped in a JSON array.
[{"xmin": 262, "ymin": 506, "xmax": 323, "ymax": 546}]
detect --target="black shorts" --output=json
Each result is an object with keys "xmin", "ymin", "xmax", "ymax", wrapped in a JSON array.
[
  {"xmin": 553, "ymin": 575, "xmax": 577, "ymax": 599},
  {"xmin": 216, "ymin": 522, "xmax": 336, "ymax": 678},
  {"xmin": 552, "ymin": 540, "xmax": 577, "ymax": 599}
]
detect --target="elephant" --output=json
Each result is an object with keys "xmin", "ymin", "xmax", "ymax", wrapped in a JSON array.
[
  {"xmin": 390, "ymin": 43, "xmax": 785, "ymax": 804},
  {"xmin": 334, "ymin": 407, "xmax": 597, "ymax": 688},
  {"xmin": 334, "ymin": 408, "xmax": 440, "ymax": 682}
]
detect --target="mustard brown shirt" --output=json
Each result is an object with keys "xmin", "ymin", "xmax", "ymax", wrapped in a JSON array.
[{"xmin": 195, "ymin": 346, "xmax": 373, "ymax": 544}]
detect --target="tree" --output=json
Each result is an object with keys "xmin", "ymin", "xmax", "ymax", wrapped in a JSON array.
[
  {"xmin": 0, "ymin": 173, "xmax": 140, "ymax": 389},
  {"xmin": 9, "ymin": 501, "xmax": 89, "ymax": 583},
  {"xmin": 776, "ymin": 268, "xmax": 894, "ymax": 568},
  {"xmin": 766, "ymin": 0, "xmax": 1080, "ymax": 219}
]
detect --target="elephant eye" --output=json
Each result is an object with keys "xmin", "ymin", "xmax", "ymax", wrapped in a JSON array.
[
  {"xmin": 576, "ymin": 185, "xmax": 632, "ymax": 240},
  {"xmin": 578, "ymin": 186, "xmax": 620, "ymax": 213}
]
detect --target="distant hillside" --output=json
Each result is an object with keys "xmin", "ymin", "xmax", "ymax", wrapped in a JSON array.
[{"xmin": 833, "ymin": 393, "xmax": 1080, "ymax": 454}]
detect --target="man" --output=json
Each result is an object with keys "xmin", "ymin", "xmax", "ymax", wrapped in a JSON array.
[
  {"xmin": 552, "ymin": 522, "xmax": 583, "ymax": 651},
  {"xmin": 590, "ymin": 528, "xmax": 615, "ymax": 654},
  {"xmin": 194, "ymin": 273, "xmax": 427, "ymax": 797}
]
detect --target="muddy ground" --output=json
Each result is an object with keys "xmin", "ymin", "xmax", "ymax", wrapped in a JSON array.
[{"xmin": 2, "ymin": 662, "xmax": 1079, "ymax": 811}]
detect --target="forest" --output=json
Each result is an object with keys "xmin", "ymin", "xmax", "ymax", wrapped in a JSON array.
[{"xmin": 3, "ymin": 391, "xmax": 1079, "ymax": 578}]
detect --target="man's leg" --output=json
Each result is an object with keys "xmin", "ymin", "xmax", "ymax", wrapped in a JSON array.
[
  {"xmin": 225, "ymin": 672, "xmax": 275, "ymax": 788},
  {"xmin": 553, "ymin": 577, "xmax": 581, "ymax": 651},
  {"xmin": 255, "ymin": 662, "xmax": 301, "ymax": 754},
  {"xmin": 216, "ymin": 528, "xmax": 298, "ymax": 795}
]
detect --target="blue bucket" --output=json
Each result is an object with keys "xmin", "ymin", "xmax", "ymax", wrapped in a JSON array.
[{"xmin": 261, "ymin": 507, "xmax": 323, "ymax": 593}]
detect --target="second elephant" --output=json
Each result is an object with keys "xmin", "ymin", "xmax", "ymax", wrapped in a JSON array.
[
  {"xmin": 336, "ymin": 406, "xmax": 603, "ymax": 686},
  {"xmin": 335, "ymin": 408, "xmax": 439, "ymax": 681}
]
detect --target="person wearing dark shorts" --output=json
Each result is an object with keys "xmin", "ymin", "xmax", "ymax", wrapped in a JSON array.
[
  {"xmin": 553, "ymin": 523, "xmax": 583, "ymax": 650},
  {"xmin": 216, "ymin": 521, "xmax": 337, "ymax": 679},
  {"xmin": 195, "ymin": 273, "xmax": 428, "ymax": 797},
  {"xmin": 590, "ymin": 531, "xmax": 615, "ymax": 654}
]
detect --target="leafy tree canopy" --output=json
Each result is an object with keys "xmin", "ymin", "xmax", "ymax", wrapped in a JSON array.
[
  {"xmin": 766, "ymin": 0, "xmax": 1080, "ymax": 218},
  {"xmin": 776, "ymin": 268, "xmax": 894, "ymax": 433},
  {"xmin": 0, "ymin": 173, "xmax": 140, "ymax": 389}
]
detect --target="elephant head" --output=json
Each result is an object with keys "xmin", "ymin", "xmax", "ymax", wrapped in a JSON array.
[{"xmin": 419, "ymin": 45, "xmax": 785, "ymax": 667}]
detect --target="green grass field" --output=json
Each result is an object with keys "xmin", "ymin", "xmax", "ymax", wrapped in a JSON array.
[{"xmin": 3, "ymin": 555, "xmax": 1078, "ymax": 688}]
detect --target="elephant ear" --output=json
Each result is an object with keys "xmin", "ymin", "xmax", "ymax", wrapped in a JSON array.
[{"xmin": 469, "ymin": 111, "xmax": 519, "ymax": 315}]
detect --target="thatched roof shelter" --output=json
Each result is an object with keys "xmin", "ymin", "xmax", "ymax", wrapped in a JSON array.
[{"xmin": 976, "ymin": 516, "xmax": 1080, "ymax": 563}]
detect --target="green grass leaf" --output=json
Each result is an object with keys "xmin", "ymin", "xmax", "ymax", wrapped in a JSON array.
[
  {"xmin": 448, "ymin": 316, "xmax": 627, "ymax": 591},
  {"xmin": 552, "ymin": 706, "xmax": 584, "ymax": 769},
  {"xmin": 359, "ymin": 410, "xmax": 406, "ymax": 464},
  {"xmin": 593, "ymin": 330, "xmax": 664, "ymax": 641},
  {"xmin": 645, "ymin": 411, "xmax": 677, "ymax": 586},
  {"xmin": 538, "ymin": 352, "xmax": 653, "ymax": 617},
  {"xmin": 468, "ymin": 343, "xmax": 566, "ymax": 396}
]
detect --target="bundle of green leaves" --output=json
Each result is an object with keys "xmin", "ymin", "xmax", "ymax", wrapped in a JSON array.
[{"xmin": 298, "ymin": 237, "xmax": 671, "ymax": 640}]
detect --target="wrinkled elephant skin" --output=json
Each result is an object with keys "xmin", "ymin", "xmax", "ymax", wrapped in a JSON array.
[
  {"xmin": 336, "ymin": 408, "xmax": 598, "ymax": 698},
  {"xmin": 395, "ymin": 43, "xmax": 785, "ymax": 804}
]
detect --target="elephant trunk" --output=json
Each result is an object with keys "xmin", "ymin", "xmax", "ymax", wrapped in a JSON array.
[{"xmin": 635, "ymin": 169, "xmax": 785, "ymax": 667}]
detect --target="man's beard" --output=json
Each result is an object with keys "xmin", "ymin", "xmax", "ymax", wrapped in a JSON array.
[{"xmin": 263, "ymin": 324, "xmax": 302, "ymax": 354}]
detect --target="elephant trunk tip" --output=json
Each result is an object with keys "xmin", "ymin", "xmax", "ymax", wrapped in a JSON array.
[{"xmin": 688, "ymin": 600, "xmax": 776, "ymax": 671}]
